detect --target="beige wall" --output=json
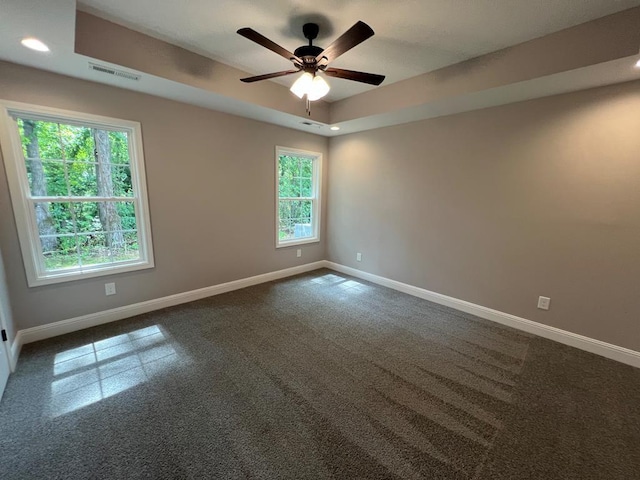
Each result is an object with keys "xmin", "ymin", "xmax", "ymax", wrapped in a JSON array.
[
  {"xmin": 0, "ymin": 61, "xmax": 328, "ymax": 335},
  {"xmin": 328, "ymin": 80, "xmax": 640, "ymax": 351}
]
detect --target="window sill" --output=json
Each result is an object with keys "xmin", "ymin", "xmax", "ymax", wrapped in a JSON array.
[
  {"xmin": 276, "ymin": 237, "xmax": 320, "ymax": 249},
  {"xmin": 27, "ymin": 260, "xmax": 154, "ymax": 287}
]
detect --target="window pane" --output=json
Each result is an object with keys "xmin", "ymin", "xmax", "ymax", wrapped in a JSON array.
[
  {"xmin": 111, "ymin": 230, "xmax": 140, "ymax": 262},
  {"xmin": 109, "ymin": 131, "xmax": 131, "ymax": 165},
  {"xmin": 60, "ymin": 124, "xmax": 93, "ymax": 161},
  {"xmin": 279, "ymin": 156, "xmax": 300, "ymax": 198},
  {"xmin": 300, "ymin": 158, "xmax": 313, "ymax": 177},
  {"xmin": 41, "ymin": 235, "xmax": 79, "ymax": 271},
  {"xmin": 278, "ymin": 200, "xmax": 313, "ymax": 241},
  {"xmin": 77, "ymin": 230, "xmax": 139, "ymax": 267},
  {"xmin": 278, "ymin": 200, "xmax": 291, "ymax": 221},
  {"xmin": 19, "ymin": 119, "xmax": 63, "ymax": 160},
  {"xmin": 300, "ymin": 176, "xmax": 312, "ymax": 197},
  {"xmin": 71, "ymin": 202, "xmax": 102, "ymax": 233},
  {"xmin": 77, "ymin": 232, "xmax": 111, "ymax": 267},
  {"xmin": 66, "ymin": 127, "xmax": 95, "ymax": 162},
  {"xmin": 279, "ymin": 218, "xmax": 294, "ymax": 241},
  {"xmin": 26, "ymin": 159, "xmax": 67, "ymax": 197},
  {"xmin": 111, "ymin": 165, "xmax": 133, "ymax": 197},
  {"xmin": 18, "ymin": 120, "xmax": 134, "ymax": 199},
  {"xmin": 71, "ymin": 201, "xmax": 135, "ymax": 233},
  {"xmin": 293, "ymin": 200, "xmax": 313, "ymax": 220},
  {"xmin": 115, "ymin": 202, "xmax": 138, "ymax": 231},
  {"xmin": 279, "ymin": 200, "xmax": 312, "ymax": 223},
  {"xmin": 67, "ymin": 161, "xmax": 98, "ymax": 197},
  {"xmin": 36, "ymin": 202, "xmax": 141, "ymax": 270},
  {"xmin": 292, "ymin": 219, "xmax": 312, "ymax": 239},
  {"xmin": 36, "ymin": 201, "xmax": 79, "ymax": 271},
  {"xmin": 278, "ymin": 155, "xmax": 314, "ymax": 199},
  {"xmin": 279, "ymin": 218, "xmax": 313, "ymax": 241},
  {"xmin": 34, "ymin": 202, "xmax": 73, "ymax": 237}
]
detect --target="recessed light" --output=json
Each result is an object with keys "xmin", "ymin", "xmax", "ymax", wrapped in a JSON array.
[
  {"xmin": 330, "ymin": 126, "xmax": 340, "ymax": 131},
  {"xmin": 21, "ymin": 37, "xmax": 50, "ymax": 52},
  {"xmin": 635, "ymin": 59, "xmax": 640, "ymax": 69}
]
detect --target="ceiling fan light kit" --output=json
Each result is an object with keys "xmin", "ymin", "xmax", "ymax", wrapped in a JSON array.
[
  {"xmin": 290, "ymin": 72, "xmax": 313, "ymax": 98},
  {"xmin": 307, "ymin": 76, "xmax": 330, "ymax": 101},
  {"xmin": 290, "ymin": 73, "xmax": 330, "ymax": 101},
  {"xmin": 237, "ymin": 20, "xmax": 385, "ymax": 114}
]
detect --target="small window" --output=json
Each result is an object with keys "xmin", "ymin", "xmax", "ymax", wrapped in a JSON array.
[
  {"xmin": 276, "ymin": 146, "xmax": 322, "ymax": 248},
  {"xmin": 0, "ymin": 101, "xmax": 154, "ymax": 286}
]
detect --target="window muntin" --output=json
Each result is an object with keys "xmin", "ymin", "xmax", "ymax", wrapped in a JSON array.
[
  {"xmin": 0, "ymin": 102, "xmax": 154, "ymax": 286},
  {"xmin": 276, "ymin": 147, "xmax": 321, "ymax": 248}
]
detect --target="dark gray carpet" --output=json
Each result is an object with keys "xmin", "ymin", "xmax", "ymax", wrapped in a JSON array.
[{"xmin": 1, "ymin": 269, "xmax": 639, "ymax": 479}]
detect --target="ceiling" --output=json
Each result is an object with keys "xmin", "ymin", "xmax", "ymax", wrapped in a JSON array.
[
  {"xmin": 1, "ymin": 1, "xmax": 640, "ymax": 137},
  {"xmin": 78, "ymin": 0, "xmax": 640, "ymax": 101}
]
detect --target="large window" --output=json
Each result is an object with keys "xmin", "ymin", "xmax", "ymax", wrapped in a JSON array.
[
  {"xmin": 276, "ymin": 146, "xmax": 321, "ymax": 248},
  {"xmin": 0, "ymin": 101, "xmax": 154, "ymax": 286}
]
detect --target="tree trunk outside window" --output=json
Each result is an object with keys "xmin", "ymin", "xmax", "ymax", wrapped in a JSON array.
[
  {"xmin": 23, "ymin": 120, "xmax": 57, "ymax": 251},
  {"xmin": 93, "ymin": 129, "xmax": 124, "ymax": 249}
]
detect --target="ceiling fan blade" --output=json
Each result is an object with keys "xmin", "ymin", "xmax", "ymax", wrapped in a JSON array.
[
  {"xmin": 237, "ymin": 28, "xmax": 302, "ymax": 65},
  {"xmin": 315, "ymin": 21, "xmax": 374, "ymax": 64},
  {"xmin": 323, "ymin": 68, "xmax": 385, "ymax": 86},
  {"xmin": 240, "ymin": 70, "xmax": 301, "ymax": 83}
]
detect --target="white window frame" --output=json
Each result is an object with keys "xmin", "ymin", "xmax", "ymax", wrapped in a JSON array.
[
  {"xmin": 275, "ymin": 146, "xmax": 322, "ymax": 248},
  {"xmin": 0, "ymin": 100, "xmax": 154, "ymax": 287}
]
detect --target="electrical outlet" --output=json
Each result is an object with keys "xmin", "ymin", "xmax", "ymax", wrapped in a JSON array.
[
  {"xmin": 296, "ymin": 249, "xmax": 302, "ymax": 258},
  {"xmin": 537, "ymin": 296, "xmax": 550, "ymax": 310},
  {"xmin": 105, "ymin": 282, "xmax": 116, "ymax": 296},
  {"xmin": 356, "ymin": 252, "xmax": 362, "ymax": 262}
]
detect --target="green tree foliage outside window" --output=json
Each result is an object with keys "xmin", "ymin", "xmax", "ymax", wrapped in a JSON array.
[
  {"xmin": 278, "ymin": 155, "xmax": 314, "ymax": 241},
  {"xmin": 17, "ymin": 118, "xmax": 139, "ymax": 271}
]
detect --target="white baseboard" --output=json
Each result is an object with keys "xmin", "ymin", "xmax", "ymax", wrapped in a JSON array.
[
  {"xmin": 325, "ymin": 261, "xmax": 640, "ymax": 369},
  {"xmin": 13, "ymin": 261, "xmax": 325, "ymax": 357}
]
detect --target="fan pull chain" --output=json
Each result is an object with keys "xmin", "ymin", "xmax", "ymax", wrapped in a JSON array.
[{"xmin": 306, "ymin": 96, "xmax": 311, "ymax": 116}]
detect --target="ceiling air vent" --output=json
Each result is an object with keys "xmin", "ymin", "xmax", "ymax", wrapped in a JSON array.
[
  {"xmin": 88, "ymin": 62, "xmax": 140, "ymax": 81},
  {"xmin": 301, "ymin": 121, "xmax": 323, "ymax": 128}
]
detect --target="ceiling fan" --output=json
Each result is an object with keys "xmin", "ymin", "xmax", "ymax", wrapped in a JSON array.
[{"xmin": 237, "ymin": 21, "xmax": 385, "ymax": 111}]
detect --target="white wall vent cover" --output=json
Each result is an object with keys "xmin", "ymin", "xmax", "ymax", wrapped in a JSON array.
[{"xmin": 88, "ymin": 62, "xmax": 140, "ymax": 81}]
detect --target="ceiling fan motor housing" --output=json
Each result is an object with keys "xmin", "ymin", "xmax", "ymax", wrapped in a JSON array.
[
  {"xmin": 294, "ymin": 45, "xmax": 323, "ymax": 62},
  {"xmin": 295, "ymin": 23, "xmax": 324, "ymax": 69},
  {"xmin": 302, "ymin": 23, "xmax": 319, "ymax": 41}
]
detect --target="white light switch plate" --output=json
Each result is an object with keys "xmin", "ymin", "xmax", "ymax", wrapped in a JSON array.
[
  {"xmin": 105, "ymin": 282, "xmax": 116, "ymax": 296},
  {"xmin": 537, "ymin": 296, "xmax": 550, "ymax": 310}
]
